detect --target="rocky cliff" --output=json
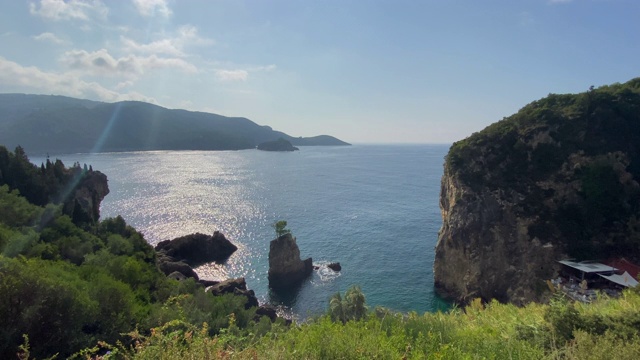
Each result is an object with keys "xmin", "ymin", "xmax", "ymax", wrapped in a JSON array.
[
  {"xmin": 434, "ymin": 78, "xmax": 640, "ymax": 305},
  {"xmin": 63, "ymin": 170, "xmax": 109, "ymax": 224}
]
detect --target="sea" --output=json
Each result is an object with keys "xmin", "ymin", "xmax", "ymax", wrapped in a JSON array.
[{"xmin": 31, "ymin": 144, "xmax": 452, "ymax": 318}]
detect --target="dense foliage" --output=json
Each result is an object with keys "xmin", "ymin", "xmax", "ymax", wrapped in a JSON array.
[
  {"xmin": 445, "ymin": 78, "xmax": 640, "ymax": 260},
  {"xmin": 0, "ymin": 147, "xmax": 278, "ymax": 359}
]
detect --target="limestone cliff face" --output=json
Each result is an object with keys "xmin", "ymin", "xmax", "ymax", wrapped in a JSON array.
[
  {"xmin": 434, "ymin": 78, "xmax": 640, "ymax": 305},
  {"xmin": 434, "ymin": 161, "xmax": 561, "ymax": 305}
]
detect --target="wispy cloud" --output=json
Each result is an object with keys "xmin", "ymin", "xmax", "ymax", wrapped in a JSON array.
[
  {"xmin": 132, "ymin": 0, "xmax": 172, "ymax": 17},
  {"xmin": 61, "ymin": 48, "xmax": 198, "ymax": 77},
  {"xmin": 29, "ymin": 0, "xmax": 108, "ymax": 21},
  {"xmin": 213, "ymin": 64, "xmax": 276, "ymax": 82},
  {"xmin": 0, "ymin": 56, "xmax": 155, "ymax": 103},
  {"xmin": 215, "ymin": 69, "xmax": 249, "ymax": 82},
  {"xmin": 33, "ymin": 32, "xmax": 65, "ymax": 44},
  {"xmin": 121, "ymin": 25, "xmax": 214, "ymax": 57}
]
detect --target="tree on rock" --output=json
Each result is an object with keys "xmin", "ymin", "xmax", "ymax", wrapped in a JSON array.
[{"xmin": 272, "ymin": 220, "xmax": 291, "ymax": 237}]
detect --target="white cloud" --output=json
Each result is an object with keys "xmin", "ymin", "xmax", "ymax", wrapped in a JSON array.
[
  {"xmin": 121, "ymin": 37, "xmax": 183, "ymax": 56},
  {"xmin": 215, "ymin": 69, "xmax": 249, "ymax": 82},
  {"xmin": 33, "ymin": 32, "xmax": 65, "ymax": 44},
  {"xmin": 121, "ymin": 25, "xmax": 214, "ymax": 57},
  {"xmin": 61, "ymin": 49, "xmax": 198, "ymax": 77},
  {"xmin": 0, "ymin": 56, "xmax": 155, "ymax": 103},
  {"xmin": 132, "ymin": 0, "xmax": 172, "ymax": 17},
  {"xmin": 29, "ymin": 0, "xmax": 108, "ymax": 21},
  {"xmin": 115, "ymin": 80, "xmax": 134, "ymax": 89}
]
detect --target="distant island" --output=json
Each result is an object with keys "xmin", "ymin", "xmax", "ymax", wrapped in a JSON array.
[
  {"xmin": 0, "ymin": 94, "xmax": 350, "ymax": 155},
  {"xmin": 257, "ymin": 138, "xmax": 299, "ymax": 152}
]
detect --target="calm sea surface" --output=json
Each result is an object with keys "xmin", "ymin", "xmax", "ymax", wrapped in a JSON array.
[{"xmin": 32, "ymin": 144, "xmax": 451, "ymax": 317}]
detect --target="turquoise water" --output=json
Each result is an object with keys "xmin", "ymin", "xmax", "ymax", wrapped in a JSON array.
[{"xmin": 32, "ymin": 144, "xmax": 451, "ymax": 317}]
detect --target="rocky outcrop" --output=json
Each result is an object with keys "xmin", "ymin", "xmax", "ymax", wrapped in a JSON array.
[
  {"xmin": 434, "ymin": 162, "xmax": 561, "ymax": 305},
  {"xmin": 155, "ymin": 231, "xmax": 237, "ymax": 266},
  {"xmin": 328, "ymin": 262, "xmax": 342, "ymax": 271},
  {"xmin": 157, "ymin": 252, "xmax": 200, "ymax": 280},
  {"xmin": 268, "ymin": 233, "xmax": 313, "ymax": 290},
  {"xmin": 257, "ymin": 138, "xmax": 299, "ymax": 152},
  {"xmin": 63, "ymin": 170, "xmax": 109, "ymax": 223},
  {"xmin": 206, "ymin": 277, "xmax": 259, "ymax": 309},
  {"xmin": 434, "ymin": 79, "xmax": 640, "ymax": 306}
]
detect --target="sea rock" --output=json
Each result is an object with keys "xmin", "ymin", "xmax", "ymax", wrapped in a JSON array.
[
  {"xmin": 268, "ymin": 233, "xmax": 313, "ymax": 290},
  {"xmin": 155, "ymin": 231, "xmax": 237, "ymax": 266},
  {"xmin": 257, "ymin": 138, "xmax": 299, "ymax": 152},
  {"xmin": 157, "ymin": 257, "xmax": 199, "ymax": 280},
  {"xmin": 255, "ymin": 305, "xmax": 278, "ymax": 322},
  {"xmin": 327, "ymin": 262, "xmax": 342, "ymax": 271},
  {"xmin": 206, "ymin": 277, "xmax": 259, "ymax": 309},
  {"xmin": 198, "ymin": 279, "xmax": 220, "ymax": 287},
  {"xmin": 207, "ymin": 277, "xmax": 248, "ymax": 295}
]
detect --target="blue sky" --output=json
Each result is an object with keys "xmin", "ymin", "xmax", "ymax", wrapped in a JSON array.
[{"xmin": 0, "ymin": 0, "xmax": 638, "ymax": 144}]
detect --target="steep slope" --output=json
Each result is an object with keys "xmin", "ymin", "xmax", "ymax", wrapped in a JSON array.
[
  {"xmin": 0, "ymin": 94, "xmax": 349, "ymax": 154},
  {"xmin": 434, "ymin": 78, "xmax": 640, "ymax": 305}
]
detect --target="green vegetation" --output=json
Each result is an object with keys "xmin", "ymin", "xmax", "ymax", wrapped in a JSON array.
[
  {"xmin": 0, "ymin": 145, "xmax": 283, "ymax": 359},
  {"xmin": 93, "ymin": 289, "xmax": 640, "ymax": 359},
  {"xmin": 272, "ymin": 220, "xmax": 291, "ymax": 237},
  {"xmin": 3, "ymin": 144, "xmax": 640, "ymax": 359},
  {"xmin": 445, "ymin": 78, "xmax": 640, "ymax": 260}
]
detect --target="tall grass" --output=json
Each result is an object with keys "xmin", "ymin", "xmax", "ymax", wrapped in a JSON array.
[{"xmin": 112, "ymin": 290, "xmax": 640, "ymax": 359}]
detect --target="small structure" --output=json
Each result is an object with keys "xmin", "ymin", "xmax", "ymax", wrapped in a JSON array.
[
  {"xmin": 598, "ymin": 272, "xmax": 639, "ymax": 288},
  {"xmin": 558, "ymin": 260, "xmax": 616, "ymax": 283},
  {"xmin": 555, "ymin": 259, "xmax": 639, "ymax": 302}
]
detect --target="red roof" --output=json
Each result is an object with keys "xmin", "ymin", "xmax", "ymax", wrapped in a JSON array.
[{"xmin": 603, "ymin": 258, "xmax": 640, "ymax": 280}]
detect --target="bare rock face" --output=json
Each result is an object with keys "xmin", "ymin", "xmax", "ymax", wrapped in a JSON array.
[
  {"xmin": 268, "ymin": 233, "xmax": 313, "ymax": 290},
  {"xmin": 434, "ymin": 164, "xmax": 561, "ymax": 305}
]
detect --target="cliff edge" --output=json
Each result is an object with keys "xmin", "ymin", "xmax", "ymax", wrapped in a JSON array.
[{"xmin": 434, "ymin": 78, "xmax": 640, "ymax": 305}]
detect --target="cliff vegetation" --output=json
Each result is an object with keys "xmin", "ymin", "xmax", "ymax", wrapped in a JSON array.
[{"xmin": 435, "ymin": 78, "xmax": 640, "ymax": 305}]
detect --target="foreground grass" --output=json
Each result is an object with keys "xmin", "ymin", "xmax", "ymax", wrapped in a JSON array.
[{"xmin": 107, "ymin": 290, "xmax": 640, "ymax": 360}]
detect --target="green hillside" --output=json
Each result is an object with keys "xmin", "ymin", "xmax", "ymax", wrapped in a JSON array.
[
  {"xmin": 0, "ymin": 94, "xmax": 349, "ymax": 155},
  {"xmin": 446, "ymin": 78, "xmax": 640, "ymax": 260}
]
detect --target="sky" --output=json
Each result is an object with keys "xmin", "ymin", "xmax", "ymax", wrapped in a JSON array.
[{"xmin": 0, "ymin": 0, "xmax": 638, "ymax": 144}]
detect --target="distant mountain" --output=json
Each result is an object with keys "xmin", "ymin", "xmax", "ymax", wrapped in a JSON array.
[{"xmin": 0, "ymin": 94, "xmax": 350, "ymax": 154}]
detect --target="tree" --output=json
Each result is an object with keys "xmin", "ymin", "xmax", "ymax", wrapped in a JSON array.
[
  {"xmin": 327, "ymin": 285, "xmax": 367, "ymax": 323},
  {"xmin": 272, "ymin": 220, "xmax": 291, "ymax": 237}
]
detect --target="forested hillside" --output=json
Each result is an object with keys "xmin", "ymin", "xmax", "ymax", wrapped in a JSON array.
[
  {"xmin": 0, "ymin": 94, "xmax": 349, "ymax": 155},
  {"xmin": 0, "ymin": 145, "xmax": 281, "ymax": 358}
]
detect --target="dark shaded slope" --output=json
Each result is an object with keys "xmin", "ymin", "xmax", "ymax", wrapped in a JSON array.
[{"xmin": 0, "ymin": 94, "xmax": 349, "ymax": 154}]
